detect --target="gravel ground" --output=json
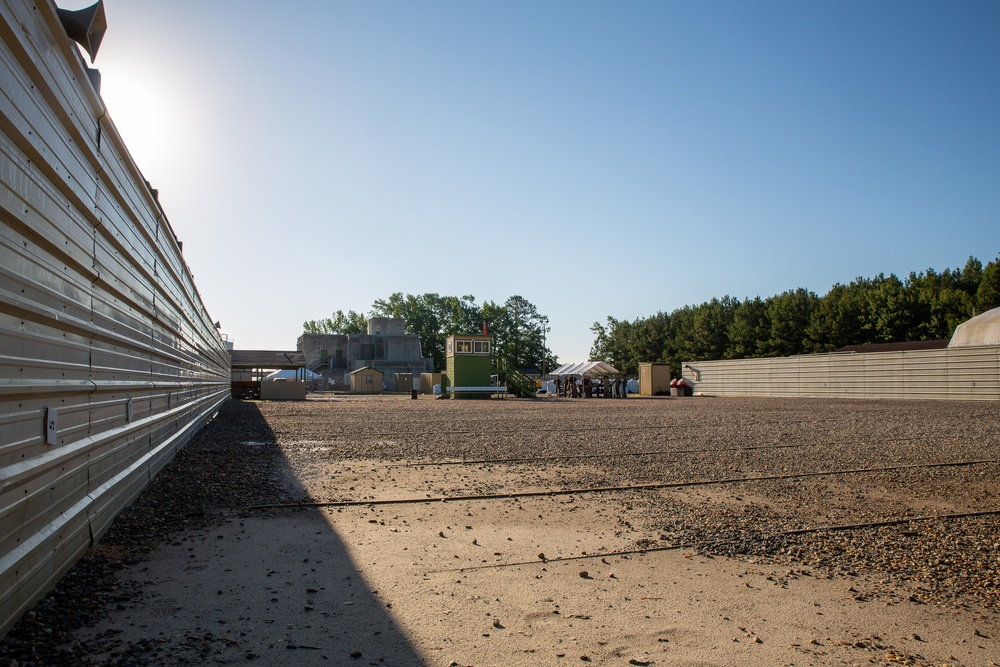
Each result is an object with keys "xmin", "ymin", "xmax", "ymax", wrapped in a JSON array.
[{"xmin": 2, "ymin": 394, "xmax": 999, "ymax": 665}]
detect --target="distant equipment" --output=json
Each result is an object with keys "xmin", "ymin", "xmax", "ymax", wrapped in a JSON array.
[{"xmin": 57, "ymin": 1, "xmax": 107, "ymax": 61}]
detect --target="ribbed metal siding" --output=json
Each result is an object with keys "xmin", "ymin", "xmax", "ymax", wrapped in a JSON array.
[
  {"xmin": 682, "ymin": 347, "xmax": 1000, "ymax": 401},
  {"xmin": 0, "ymin": 0, "xmax": 229, "ymax": 636}
]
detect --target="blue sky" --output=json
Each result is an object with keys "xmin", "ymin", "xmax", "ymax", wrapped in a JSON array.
[{"xmin": 75, "ymin": 0, "xmax": 999, "ymax": 362}]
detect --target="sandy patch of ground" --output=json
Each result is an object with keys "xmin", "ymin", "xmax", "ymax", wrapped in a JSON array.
[{"xmin": 79, "ymin": 455, "xmax": 999, "ymax": 666}]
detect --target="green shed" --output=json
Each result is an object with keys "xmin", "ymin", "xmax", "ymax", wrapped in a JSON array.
[{"xmin": 443, "ymin": 334, "xmax": 498, "ymax": 397}]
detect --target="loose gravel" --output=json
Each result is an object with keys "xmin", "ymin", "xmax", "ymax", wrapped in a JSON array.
[{"xmin": 2, "ymin": 394, "xmax": 998, "ymax": 665}]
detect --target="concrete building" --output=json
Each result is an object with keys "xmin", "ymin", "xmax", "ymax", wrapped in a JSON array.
[{"xmin": 298, "ymin": 318, "xmax": 432, "ymax": 391}]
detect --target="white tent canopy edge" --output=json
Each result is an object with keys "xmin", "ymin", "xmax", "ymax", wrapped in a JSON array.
[{"xmin": 550, "ymin": 361, "xmax": 621, "ymax": 376}]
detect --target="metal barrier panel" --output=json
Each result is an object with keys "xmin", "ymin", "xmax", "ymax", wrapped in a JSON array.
[
  {"xmin": 0, "ymin": 0, "xmax": 230, "ymax": 636},
  {"xmin": 683, "ymin": 347, "xmax": 1000, "ymax": 401},
  {"xmin": 946, "ymin": 346, "xmax": 1000, "ymax": 399}
]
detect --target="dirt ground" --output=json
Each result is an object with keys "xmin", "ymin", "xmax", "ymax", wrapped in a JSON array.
[{"xmin": 54, "ymin": 395, "xmax": 1000, "ymax": 665}]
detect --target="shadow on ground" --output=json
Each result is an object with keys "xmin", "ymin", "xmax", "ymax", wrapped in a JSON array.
[{"xmin": 0, "ymin": 399, "xmax": 425, "ymax": 666}]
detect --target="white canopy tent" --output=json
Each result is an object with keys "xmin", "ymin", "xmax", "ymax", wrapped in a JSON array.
[
  {"xmin": 550, "ymin": 361, "xmax": 620, "ymax": 376},
  {"xmin": 266, "ymin": 368, "xmax": 320, "ymax": 380},
  {"xmin": 949, "ymin": 306, "xmax": 1000, "ymax": 347}
]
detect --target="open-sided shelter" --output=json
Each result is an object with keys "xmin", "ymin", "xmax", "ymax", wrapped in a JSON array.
[
  {"xmin": 230, "ymin": 350, "xmax": 307, "ymax": 400},
  {"xmin": 550, "ymin": 361, "xmax": 620, "ymax": 377}
]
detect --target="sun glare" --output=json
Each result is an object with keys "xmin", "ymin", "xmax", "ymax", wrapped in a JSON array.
[{"xmin": 96, "ymin": 60, "xmax": 193, "ymax": 181}]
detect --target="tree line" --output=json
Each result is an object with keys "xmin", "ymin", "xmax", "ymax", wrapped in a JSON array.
[
  {"xmin": 304, "ymin": 293, "xmax": 557, "ymax": 374},
  {"xmin": 590, "ymin": 256, "xmax": 1000, "ymax": 377}
]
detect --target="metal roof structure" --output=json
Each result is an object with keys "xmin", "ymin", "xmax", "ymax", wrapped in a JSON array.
[
  {"xmin": 550, "ymin": 361, "xmax": 620, "ymax": 376},
  {"xmin": 229, "ymin": 350, "xmax": 306, "ymax": 370},
  {"xmin": 949, "ymin": 306, "xmax": 1000, "ymax": 348},
  {"xmin": 266, "ymin": 368, "xmax": 320, "ymax": 380},
  {"xmin": 837, "ymin": 340, "xmax": 948, "ymax": 353}
]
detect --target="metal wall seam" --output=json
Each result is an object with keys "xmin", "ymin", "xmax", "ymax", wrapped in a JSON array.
[
  {"xmin": 0, "ymin": 0, "xmax": 230, "ymax": 637},
  {"xmin": 682, "ymin": 347, "xmax": 1000, "ymax": 401}
]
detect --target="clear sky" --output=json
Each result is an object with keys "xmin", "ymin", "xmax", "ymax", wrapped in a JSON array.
[{"xmin": 69, "ymin": 0, "xmax": 999, "ymax": 362}]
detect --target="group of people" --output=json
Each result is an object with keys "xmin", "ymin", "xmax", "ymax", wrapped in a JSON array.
[{"xmin": 553, "ymin": 374, "xmax": 628, "ymax": 398}]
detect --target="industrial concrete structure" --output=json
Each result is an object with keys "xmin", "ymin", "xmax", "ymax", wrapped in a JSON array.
[
  {"xmin": 0, "ymin": 0, "xmax": 229, "ymax": 635},
  {"xmin": 298, "ymin": 318, "xmax": 431, "ymax": 391}
]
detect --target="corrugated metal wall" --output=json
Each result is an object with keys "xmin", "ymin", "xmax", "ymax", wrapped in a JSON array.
[
  {"xmin": 681, "ymin": 347, "xmax": 1000, "ymax": 401},
  {"xmin": 0, "ymin": 0, "xmax": 230, "ymax": 635}
]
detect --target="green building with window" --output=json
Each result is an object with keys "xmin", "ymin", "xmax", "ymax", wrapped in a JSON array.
[{"xmin": 443, "ymin": 334, "xmax": 493, "ymax": 396}]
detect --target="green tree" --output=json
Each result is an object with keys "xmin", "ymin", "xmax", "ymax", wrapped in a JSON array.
[
  {"xmin": 370, "ymin": 293, "xmax": 449, "ymax": 370},
  {"xmin": 976, "ymin": 258, "xmax": 1000, "ymax": 312},
  {"xmin": 487, "ymin": 296, "xmax": 554, "ymax": 372},
  {"xmin": 367, "ymin": 292, "xmax": 556, "ymax": 372},
  {"xmin": 906, "ymin": 262, "xmax": 979, "ymax": 339},
  {"xmin": 303, "ymin": 309, "xmax": 368, "ymax": 334},
  {"xmin": 959, "ymin": 256, "xmax": 984, "ymax": 298},
  {"xmin": 763, "ymin": 288, "xmax": 820, "ymax": 356},
  {"xmin": 669, "ymin": 305, "xmax": 698, "ymax": 366},
  {"xmin": 806, "ymin": 282, "xmax": 866, "ymax": 351},
  {"xmin": 689, "ymin": 296, "xmax": 737, "ymax": 361},
  {"xmin": 591, "ymin": 255, "xmax": 994, "ymax": 365},
  {"xmin": 632, "ymin": 312, "xmax": 672, "ymax": 372},
  {"xmin": 855, "ymin": 274, "xmax": 910, "ymax": 343},
  {"xmin": 728, "ymin": 297, "xmax": 770, "ymax": 358},
  {"xmin": 591, "ymin": 316, "xmax": 645, "ymax": 374}
]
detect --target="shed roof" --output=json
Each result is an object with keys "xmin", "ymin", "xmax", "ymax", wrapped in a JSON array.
[
  {"xmin": 266, "ymin": 368, "xmax": 320, "ymax": 380},
  {"xmin": 837, "ymin": 340, "xmax": 948, "ymax": 353},
  {"xmin": 229, "ymin": 350, "xmax": 306, "ymax": 370},
  {"xmin": 550, "ymin": 361, "xmax": 620, "ymax": 376},
  {"xmin": 350, "ymin": 366, "xmax": 384, "ymax": 376},
  {"xmin": 949, "ymin": 306, "xmax": 1000, "ymax": 347}
]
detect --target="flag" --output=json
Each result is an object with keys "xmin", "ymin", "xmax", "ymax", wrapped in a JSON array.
[{"xmin": 483, "ymin": 322, "xmax": 488, "ymax": 336}]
